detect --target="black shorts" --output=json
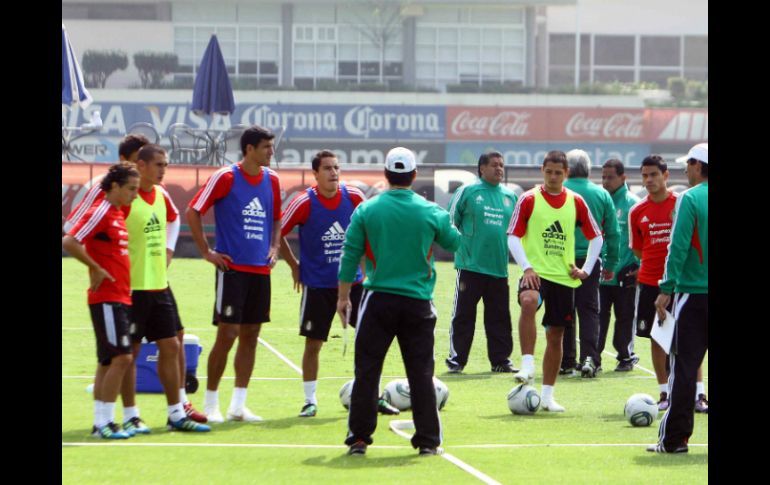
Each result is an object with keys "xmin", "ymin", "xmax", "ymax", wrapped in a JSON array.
[
  {"xmin": 213, "ymin": 270, "xmax": 271, "ymax": 325},
  {"xmin": 167, "ymin": 285, "xmax": 184, "ymax": 332},
  {"xmin": 518, "ymin": 277, "xmax": 575, "ymax": 328},
  {"xmin": 634, "ymin": 283, "xmax": 672, "ymax": 338},
  {"xmin": 130, "ymin": 288, "xmax": 179, "ymax": 343},
  {"xmin": 90, "ymin": 302, "xmax": 132, "ymax": 365},
  {"xmin": 299, "ymin": 284, "xmax": 363, "ymax": 341}
]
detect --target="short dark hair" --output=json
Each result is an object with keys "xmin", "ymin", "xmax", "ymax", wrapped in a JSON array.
[
  {"xmin": 477, "ymin": 151, "xmax": 504, "ymax": 176},
  {"xmin": 543, "ymin": 150, "xmax": 568, "ymax": 170},
  {"xmin": 688, "ymin": 158, "xmax": 708, "ymax": 177},
  {"xmin": 641, "ymin": 155, "xmax": 667, "ymax": 173},
  {"xmin": 118, "ymin": 134, "xmax": 150, "ymax": 160},
  {"xmin": 311, "ymin": 150, "xmax": 337, "ymax": 172},
  {"xmin": 603, "ymin": 158, "xmax": 625, "ymax": 176},
  {"xmin": 100, "ymin": 162, "xmax": 139, "ymax": 191},
  {"xmin": 240, "ymin": 125, "xmax": 275, "ymax": 155},
  {"xmin": 137, "ymin": 144, "xmax": 167, "ymax": 163},
  {"xmin": 384, "ymin": 169, "xmax": 415, "ymax": 187}
]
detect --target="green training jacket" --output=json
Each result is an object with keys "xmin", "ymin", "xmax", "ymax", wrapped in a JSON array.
[
  {"xmin": 564, "ymin": 177, "xmax": 620, "ymax": 270},
  {"xmin": 601, "ymin": 183, "xmax": 641, "ymax": 286}
]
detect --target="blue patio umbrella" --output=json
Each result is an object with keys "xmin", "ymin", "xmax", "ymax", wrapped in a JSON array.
[
  {"xmin": 62, "ymin": 24, "xmax": 92, "ymax": 108},
  {"xmin": 191, "ymin": 35, "xmax": 235, "ymax": 116}
]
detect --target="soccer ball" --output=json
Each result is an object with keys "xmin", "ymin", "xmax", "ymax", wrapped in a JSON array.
[
  {"xmin": 339, "ymin": 379, "xmax": 354, "ymax": 410},
  {"xmin": 433, "ymin": 377, "xmax": 449, "ymax": 410},
  {"xmin": 507, "ymin": 384, "xmax": 541, "ymax": 415},
  {"xmin": 624, "ymin": 393, "xmax": 659, "ymax": 427},
  {"xmin": 383, "ymin": 379, "xmax": 412, "ymax": 411}
]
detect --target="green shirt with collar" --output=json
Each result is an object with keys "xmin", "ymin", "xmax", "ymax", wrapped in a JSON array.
[
  {"xmin": 601, "ymin": 183, "xmax": 641, "ymax": 286},
  {"xmin": 564, "ymin": 177, "xmax": 620, "ymax": 271}
]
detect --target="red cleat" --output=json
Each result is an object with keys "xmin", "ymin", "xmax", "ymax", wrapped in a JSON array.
[{"xmin": 184, "ymin": 401, "xmax": 208, "ymax": 423}]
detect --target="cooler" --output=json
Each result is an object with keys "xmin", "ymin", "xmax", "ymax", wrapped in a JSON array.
[{"xmin": 136, "ymin": 334, "xmax": 202, "ymax": 393}]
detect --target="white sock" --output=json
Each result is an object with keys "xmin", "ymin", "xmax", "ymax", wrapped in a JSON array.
[
  {"xmin": 521, "ymin": 354, "xmax": 535, "ymax": 371},
  {"xmin": 123, "ymin": 406, "xmax": 139, "ymax": 421},
  {"xmin": 230, "ymin": 387, "xmax": 248, "ymax": 411},
  {"xmin": 696, "ymin": 381, "xmax": 705, "ymax": 398},
  {"xmin": 168, "ymin": 402, "xmax": 185, "ymax": 422},
  {"xmin": 103, "ymin": 402, "xmax": 116, "ymax": 425},
  {"xmin": 204, "ymin": 390, "xmax": 219, "ymax": 410},
  {"xmin": 303, "ymin": 380, "xmax": 318, "ymax": 404},
  {"xmin": 659, "ymin": 383, "xmax": 668, "ymax": 394},
  {"xmin": 541, "ymin": 385, "xmax": 554, "ymax": 403},
  {"xmin": 179, "ymin": 388, "xmax": 188, "ymax": 404},
  {"xmin": 94, "ymin": 400, "xmax": 105, "ymax": 427}
]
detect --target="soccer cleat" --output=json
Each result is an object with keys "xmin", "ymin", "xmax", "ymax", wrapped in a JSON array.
[
  {"xmin": 184, "ymin": 401, "xmax": 208, "ymax": 423},
  {"xmin": 419, "ymin": 447, "xmax": 442, "ymax": 456},
  {"xmin": 95, "ymin": 422, "xmax": 132, "ymax": 439},
  {"xmin": 226, "ymin": 406, "xmax": 263, "ymax": 422},
  {"xmin": 491, "ymin": 362, "xmax": 519, "ymax": 373},
  {"xmin": 614, "ymin": 360, "xmax": 635, "ymax": 372},
  {"xmin": 646, "ymin": 443, "xmax": 689, "ymax": 454},
  {"xmin": 559, "ymin": 367, "xmax": 576, "ymax": 377},
  {"xmin": 514, "ymin": 368, "xmax": 535, "ymax": 385},
  {"xmin": 204, "ymin": 407, "xmax": 224, "ymax": 424},
  {"xmin": 299, "ymin": 403, "xmax": 318, "ymax": 417},
  {"xmin": 695, "ymin": 394, "xmax": 709, "ymax": 413},
  {"xmin": 348, "ymin": 440, "xmax": 367, "ymax": 455},
  {"xmin": 167, "ymin": 417, "xmax": 211, "ymax": 432},
  {"xmin": 581, "ymin": 357, "xmax": 597, "ymax": 378},
  {"xmin": 377, "ymin": 398, "xmax": 401, "ymax": 415},
  {"xmin": 446, "ymin": 362, "xmax": 464, "ymax": 374},
  {"xmin": 541, "ymin": 399, "xmax": 566, "ymax": 412},
  {"xmin": 123, "ymin": 417, "xmax": 151, "ymax": 435},
  {"xmin": 658, "ymin": 392, "xmax": 670, "ymax": 412}
]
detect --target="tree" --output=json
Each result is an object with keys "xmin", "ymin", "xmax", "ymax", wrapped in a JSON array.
[
  {"xmin": 133, "ymin": 52, "xmax": 179, "ymax": 88},
  {"xmin": 82, "ymin": 50, "xmax": 128, "ymax": 88},
  {"xmin": 345, "ymin": 1, "xmax": 403, "ymax": 84}
]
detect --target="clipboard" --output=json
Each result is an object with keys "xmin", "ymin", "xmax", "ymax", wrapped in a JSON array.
[{"xmin": 651, "ymin": 310, "xmax": 675, "ymax": 354}]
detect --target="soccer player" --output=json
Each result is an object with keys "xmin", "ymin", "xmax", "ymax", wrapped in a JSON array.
[
  {"xmin": 629, "ymin": 155, "xmax": 706, "ymax": 412},
  {"xmin": 186, "ymin": 125, "xmax": 281, "ymax": 423},
  {"xmin": 338, "ymin": 147, "xmax": 461, "ymax": 456},
  {"xmin": 63, "ymin": 163, "xmax": 140, "ymax": 439},
  {"xmin": 648, "ymin": 143, "xmax": 708, "ymax": 454},
  {"xmin": 280, "ymin": 150, "xmax": 399, "ymax": 417},
  {"xmin": 507, "ymin": 150, "xmax": 604, "ymax": 412},
  {"xmin": 597, "ymin": 159, "xmax": 641, "ymax": 372},
  {"xmin": 561, "ymin": 149, "xmax": 620, "ymax": 378},
  {"xmin": 445, "ymin": 151, "xmax": 519, "ymax": 374}
]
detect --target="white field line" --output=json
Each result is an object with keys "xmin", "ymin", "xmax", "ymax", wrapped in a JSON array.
[
  {"xmin": 258, "ymin": 337, "xmax": 303, "ymax": 375},
  {"xmin": 62, "ymin": 375, "xmax": 412, "ymax": 381},
  {"xmin": 61, "ymin": 441, "xmax": 708, "ymax": 449}
]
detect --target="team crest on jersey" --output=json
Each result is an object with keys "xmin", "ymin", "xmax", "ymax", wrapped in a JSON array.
[
  {"xmin": 616, "ymin": 208, "xmax": 622, "ymax": 219},
  {"xmin": 475, "ymin": 195, "xmax": 484, "ymax": 204},
  {"xmin": 504, "ymin": 198, "xmax": 511, "ymax": 207},
  {"xmin": 224, "ymin": 305, "xmax": 234, "ymax": 317}
]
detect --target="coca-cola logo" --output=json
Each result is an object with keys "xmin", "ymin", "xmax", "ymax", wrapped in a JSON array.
[
  {"xmin": 451, "ymin": 111, "xmax": 531, "ymax": 137},
  {"xmin": 565, "ymin": 112, "xmax": 644, "ymax": 139}
]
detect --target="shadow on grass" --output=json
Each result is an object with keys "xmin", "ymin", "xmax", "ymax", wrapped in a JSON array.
[
  {"xmin": 633, "ymin": 451, "xmax": 708, "ymax": 466},
  {"xmin": 599, "ymin": 413, "xmax": 630, "ymax": 422},
  {"xmin": 439, "ymin": 372, "xmax": 493, "ymax": 381},
  {"xmin": 479, "ymin": 412, "xmax": 568, "ymax": 422},
  {"xmin": 302, "ymin": 452, "xmax": 422, "ymax": 469},
  {"xmin": 256, "ymin": 415, "xmax": 345, "ymax": 430}
]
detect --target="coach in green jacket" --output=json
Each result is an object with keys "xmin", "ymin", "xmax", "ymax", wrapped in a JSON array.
[
  {"xmin": 337, "ymin": 147, "xmax": 461, "ymax": 457},
  {"xmin": 561, "ymin": 149, "xmax": 620, "ymax": 377},
  {"xmin": 445, "ymin": 151, "xmax": 518, "ymax": 374}
]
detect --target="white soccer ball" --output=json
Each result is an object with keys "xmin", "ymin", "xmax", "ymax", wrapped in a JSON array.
[
  {"xmin": 507, "ymin": 384, "xmax": 541, "ymax": 415},
  {"xmin": 383, "ymin": 379, "xmax": 412, "ymax": 411},
  {"xmin": 624, "ymin": 393, "xmax": 659, "ymax": 427},
  {"xmin": 433, "ymin": 377, "xmax": 449, "ymax": 410},
  {"xmin": 339, "ymin": 379, "xmax": 355, "ymax": 410}
]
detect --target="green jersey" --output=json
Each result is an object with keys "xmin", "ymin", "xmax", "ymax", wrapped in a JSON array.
[
  {"xmin": 601, "ymin": 183, "xmax": 641, "ymax": 287},
  {"xmin": 125, "ymin": 186, "xmax": 168, "ymax": 291},
  {"xmin": 659, "ymin": 182, "xmax": 708, "ymax": 294},
  {"xmin": 564, "ymin": 177, "xmax": 620, "ymax": 270},
  {"xmin": 338, "ymin": 188, "xmax": 461, "ymax": 300},
  {"xmin": 448, "ymin": 178, "xmax": 517, "ymax": 278}
]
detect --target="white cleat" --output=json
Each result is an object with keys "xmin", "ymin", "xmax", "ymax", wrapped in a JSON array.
[
  {"xmin": 226, "ymin": 406, "xmax": 263, "ymax": 422},
  {"xmin": 514, "ymin": 368, "xmax": 535, "ymax": 385},
  {"xmin": 205, "ymin": 407, "xmax": 225, "ymax": 423},
  {"xmin": 541, "ymin": 399, "xmax": 566, "ymax": 412}
]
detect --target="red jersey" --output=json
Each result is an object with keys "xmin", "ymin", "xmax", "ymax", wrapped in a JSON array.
[
  {"xmin": 628, "ymin": 191, "xmax": 679, "ymax": 286},
  {"xmin": 280, "ymin": 184, "xmax": 366, "ymax": 237},
  {"xmin": 507, "ymin": 185, "xmax": 601, "ymax": 240},
  {"xmin": 189, "ymin": 163, "xmax": 282, "ymax": 274},
  {"xmin": 68, "ymin": 200, "xmax": 132, "ymax": 305}
]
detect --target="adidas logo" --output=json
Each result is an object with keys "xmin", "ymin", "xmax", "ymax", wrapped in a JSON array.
[
  {"xmin": 321, "ymin": 221, "xmax": 346, "ymax": 242},
  {"xmin": 242, "ymin": 197, "xmax": 267, "ymax": 217},
  {"xmin": 143, "ymin": 212, "xmax": 161, "ymax": 233},
  {"xmin": 475, "ymin": 195, "xmax": 484, "ymax": 204},
  {"xmin": 542, "ymin": 220, "xmax": 566, "ymax": 241},
  {"xmin": 641, "ymin": 215, "xmax": 649, "ymax": 223}
]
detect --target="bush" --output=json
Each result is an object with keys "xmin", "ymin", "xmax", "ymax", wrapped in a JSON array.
[
  {"xmin": 134, "ymin": 52, "xmax": 179, "ymax": 88},
  {"xmin": 82, "ymin": 50, "xmax": 128, "ymax": 88}
]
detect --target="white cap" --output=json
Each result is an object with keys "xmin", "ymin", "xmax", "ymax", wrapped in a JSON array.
[
  {"xmin": 385, "ymin": 147, "xmax": 417, "ymax": 173},
  {"xmin": 676, "ymin": 143, "xmax": 708, "ymax": 165}
]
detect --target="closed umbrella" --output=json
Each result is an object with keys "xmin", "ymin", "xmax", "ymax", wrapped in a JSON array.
[
  {"xmin": 191, "ymin": 35, "xmax": 234, "ymax": 115},
  {"xmin": 62, "ymin": 24, "xmax": 92, "ymax": 108}
]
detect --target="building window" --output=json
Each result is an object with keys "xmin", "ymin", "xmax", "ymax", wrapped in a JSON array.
[{"xmin": 547, "ymin": 33, "xmax": 591, "ymax": 86}]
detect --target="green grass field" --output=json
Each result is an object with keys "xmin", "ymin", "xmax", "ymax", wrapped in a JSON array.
[{"xmin": 62, "ymin": 258, "xmax": 707, "ymax": 484}]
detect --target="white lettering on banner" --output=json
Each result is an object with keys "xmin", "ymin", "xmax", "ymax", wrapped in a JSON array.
[
  {"xmin": 240, "ymin": 105, "xmax": 338, "ymax": 132},
  {"xmin": 565, "ymin": 112, "xmax": 644, "ymax": 139},
  {"xmin": 500, "ymin": 148, "xmax": 637, "ymax": 166},
  {"xmin": 451, "ymin": 111, "xmax": 531, "ymax": 137},
  {"xmin": 277, "ymin": 148, "xmax": 429, "ymax": 165},
  {"xmin": 343, "ymin": 106, "xmax": 440, "ymax": 138}
]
